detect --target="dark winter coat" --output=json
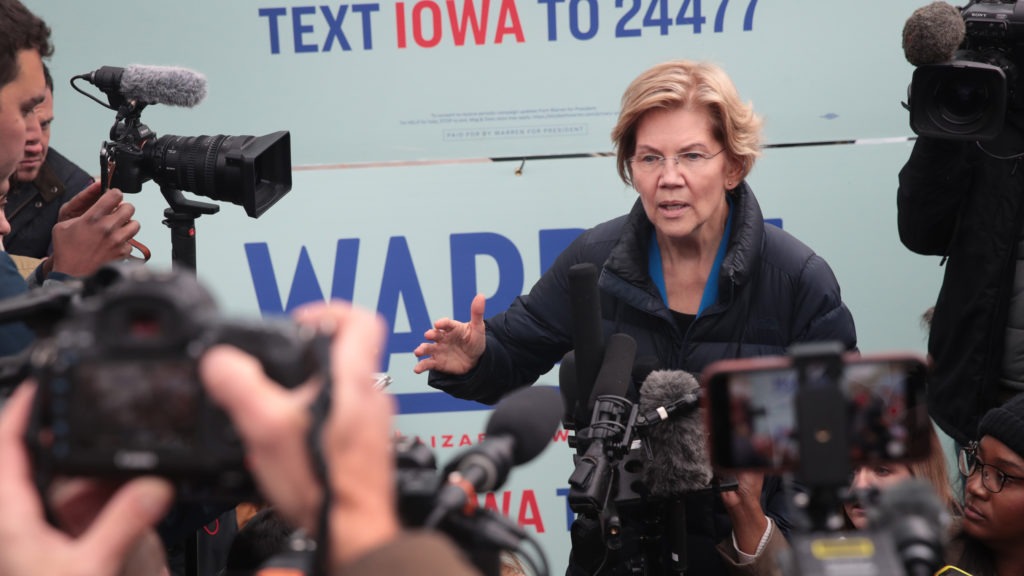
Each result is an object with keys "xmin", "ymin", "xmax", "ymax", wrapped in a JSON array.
[
  {"xmin": 6, "ymin": 147, "xmax": 93, "ymax": 259},
  {"xmin": 897, "ymin": 130, "xmax": 1024, "ymax": 446},
  {"xmin": 429, "ymin": 182, "xmax": 857, "ymax": 404}
]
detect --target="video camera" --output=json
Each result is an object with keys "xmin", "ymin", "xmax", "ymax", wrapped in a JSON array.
[
  {"xmin": 909, "ymin": 0, "xmax": 1024, "ymax": 140},
  {"xmin": 0, "ymin": 262, "xmax": 324, "ymax": 501}
]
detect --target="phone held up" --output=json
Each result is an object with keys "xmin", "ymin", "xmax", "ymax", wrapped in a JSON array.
[{"xmin": 701, "ymin": 349, "xmax": 930, "ymax": 476}]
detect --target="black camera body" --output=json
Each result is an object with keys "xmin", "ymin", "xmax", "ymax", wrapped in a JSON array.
[
  {"xmin": 910, "ymin": 0, "xmax": 1024, "ymax": 139},
  {"xmin": 18, "ymin": 263, "xmax": 321, "ymax": 500},
  {"xmin": 72, "ymin": 65, "xmax": 293, "ymax": 219}
]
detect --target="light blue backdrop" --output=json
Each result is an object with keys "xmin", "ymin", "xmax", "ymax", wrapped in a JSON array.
[{"xmin": 23, "ymin": 1, "xmax": 946, "ymax": 573}]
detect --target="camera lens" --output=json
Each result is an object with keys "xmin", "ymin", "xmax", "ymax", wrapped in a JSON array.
[
  {"xmin": 911, "ymin": 61, "xmax": 1009, "ymax": 140},
  {"xmin": 151, "ymin": 134, "xmax": 225, "ymax": 198},
  {"xmin": 935, "ymin": 80, "xmax": 992, "ymax": 127},
  {"xmin": 144, "ymin": 131, "xmax": 292, "ymax": 218}
]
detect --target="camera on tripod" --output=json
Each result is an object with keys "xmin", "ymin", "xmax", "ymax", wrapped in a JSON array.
[
  {"xmin": 909, "ymin": 0, "xmax": 1024, "ymax": 140},
  {"xmin": 0, "ymin": 262, "xmax": 323, "ymax": 501}
]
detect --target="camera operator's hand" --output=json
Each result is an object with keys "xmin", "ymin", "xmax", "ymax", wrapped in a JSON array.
[
  {"xmin": 0, "ymin": 383, "xmax": 175, "ymax": 576},
  {"xmin": 200, "ymin": 301, "xmax": 400, "ymax": 569},
  {"xmin": 46, "ymin": 182, "xmax": 140, "ymax": 277}
]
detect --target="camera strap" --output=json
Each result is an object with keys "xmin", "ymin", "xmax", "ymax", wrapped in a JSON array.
[{"xmin": 305, "ymin": 333, "xmax": 335, "ymax": 576}]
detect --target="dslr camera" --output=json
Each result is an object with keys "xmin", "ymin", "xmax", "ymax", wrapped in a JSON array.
[
  {"xmin": 910, "ymin": 0, "xmax": 1024, "ymax": 139},
  {"xmin": 4, "ymin": 263, "xmax": 323, "ymax": 501}
]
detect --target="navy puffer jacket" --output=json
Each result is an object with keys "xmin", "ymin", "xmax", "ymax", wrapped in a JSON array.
[
  {"xmin": 429, "ymin": 182, "xmax": 858, "ymax": 403},
  {"xmin": 429, "ymin": 182, "xmax": 856, "ymax": 575}
]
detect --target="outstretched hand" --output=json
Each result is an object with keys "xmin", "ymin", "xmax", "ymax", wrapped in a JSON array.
[{"xmin": 412, "ymin": 293, "xmax": 487, "ymax": 375}]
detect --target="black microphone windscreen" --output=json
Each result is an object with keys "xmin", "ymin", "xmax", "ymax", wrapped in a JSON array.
[
  {"xmin": 639, "ymin": 370, "xmax": 713, "ymax": 497},
  {"xmin": 486, "ymin": 386, "xmax": 563, "ymax": 465},
  {"xmin": 569, "ymin": 263, "xmax": 604, "ymax": 403},
  {"xmin": 120, "ymin": 64, "xmax": 208, "ymax": 107},
  {"xmin": 588, "ymin": 333, "xmax": 636, "ymax": 409},
  {"xmin": 903, "ymin": 1, "xmax": 965, "ymax": 67}
]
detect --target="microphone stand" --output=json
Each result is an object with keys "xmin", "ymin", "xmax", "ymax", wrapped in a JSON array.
[{"xmin": 156, "ymin": 188, "xmax": 218, "ymax": 576}]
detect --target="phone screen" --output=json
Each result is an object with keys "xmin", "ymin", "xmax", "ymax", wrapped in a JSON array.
[{"xmin": 704, "ymin": 355, "xmax": 930, "ymax": 473}]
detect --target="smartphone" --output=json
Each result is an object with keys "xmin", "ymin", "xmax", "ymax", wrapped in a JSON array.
[{"xmin": 701, "ymin": 352, "xmax": 930, "ymax": 474}]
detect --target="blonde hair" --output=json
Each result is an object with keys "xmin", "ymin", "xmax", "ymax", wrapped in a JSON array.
[
  {"xmin": 611, "ymin": 60, "xmax": 762, "ymax": 187},
  {"xmin": 910, "ymin": 424, "xmax": 961, "ymax": 517},
  {"xmin": 843, "ymin": 427, "xmax": 960, "ymax": 531}
]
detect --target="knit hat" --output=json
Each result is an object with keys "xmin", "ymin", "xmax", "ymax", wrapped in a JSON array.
[{"xmin": 979, "ymin": 393, "xmax": 1024, "ymax": 458}]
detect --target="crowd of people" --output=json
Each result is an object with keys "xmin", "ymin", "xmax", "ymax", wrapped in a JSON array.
[{"xmin": 1, "ymin": 0, "xmax": 1023, "ymax": 574}]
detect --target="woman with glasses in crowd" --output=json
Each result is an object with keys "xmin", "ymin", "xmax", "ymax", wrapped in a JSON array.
[
  {"xmin": 948, "ymin": 393, "xmax": 1024, "ymax": 576},
  {"xmin": 414, "ymin": 59, "xmax": 857, "ymax": 575}
]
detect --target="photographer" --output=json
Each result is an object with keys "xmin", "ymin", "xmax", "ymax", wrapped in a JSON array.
[
  {"xmin": 0, "ymin": 0, "xmax": 140, "ymax": 357},
  {"xmin": 898, "ymin": 115, "xmax": 1024, "ymax": 447},
  {"xmin": 6, "ymin": 62, "xmax": 94, "ymax": 263},
  {"xmin": 897, "ymin": 1, "xmax": 1024, "ymax": 450},
  {"xmin": 0, "ymin": 300, "xmax": 481, "ymax": 576}
]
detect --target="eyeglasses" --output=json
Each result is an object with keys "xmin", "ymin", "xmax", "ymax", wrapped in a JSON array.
[
  {"xmin": 958, "ymin": 441, "xmax": 1024, "ymax": 493},
  {"xmin": 628, "ymin": 149, "xmax": 725, "ymax": 174}
]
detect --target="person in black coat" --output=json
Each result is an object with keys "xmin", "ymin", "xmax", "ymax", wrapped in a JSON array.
[
  {"xmin": 414, "ymin": 60, "xmax": 857, "ymax": 575},
  {"xmin": 898, "ymin": 117, "xmax": 1024, "ymax": 449},
  {"xmin": 6, "ymin": 63, "xmax": 94, "ymax": 260}
]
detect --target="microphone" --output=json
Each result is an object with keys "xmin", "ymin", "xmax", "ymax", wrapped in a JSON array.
[
  {"xmin": 82, "ymin": 64, "xmax": 207, "ymax": 107},
  {"xmin": 567, "ymin": 333, "xmax": 636, "ymax": 518},
  {"xmin": 868, "ymin": 478, "xmax": 949, "ymax": 576},
  {"xmin": 568, "ymin": 263, "xmax": 605, "ymax": 426},
  {"xmin": 587, "ymin": 332, "xmax": 636, "ymax": 413},
  {"xmin": 902, "ymin": 1, "xmax": 965, "ymax": 67},
  {"xmin": 559, "ymin": 351, "xmax": 579, "ymax": 430},
  {"xmin": 637, "ymin": 370, "xmax": 711, "ymax": 498},
  {"xmin": 425, "ymin": 386, "xmax": 563, "ymax": 528}
]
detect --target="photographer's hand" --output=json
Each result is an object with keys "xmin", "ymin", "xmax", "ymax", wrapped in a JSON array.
[
  {"xmin": 48, "ymin": 182, "xmax": 140, "ymax": 277},
  {"xmin": 0, "ymin": 383, "xmax": 174, "ymax": 576},
  {"xmin": 201, "ymin": 301, "xmax": 399, "ymax": 569}
]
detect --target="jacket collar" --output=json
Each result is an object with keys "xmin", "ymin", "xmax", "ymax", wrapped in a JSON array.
[
  {"xmin": 721, "ymin": 181, "xmax": 763, "ymax": 287},
  {"xmin": 604, "ymin": 182, "xmax": 764, "ymax": 291},
  {"xmin": 29, "ymin": 162, "xmax": 65, "ymax": 203}
]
